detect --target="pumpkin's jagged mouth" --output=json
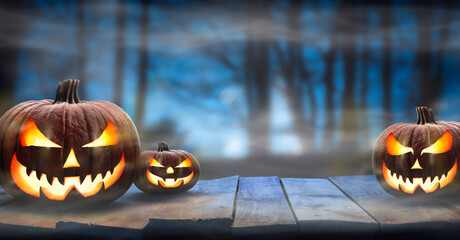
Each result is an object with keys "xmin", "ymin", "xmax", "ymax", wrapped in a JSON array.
[
  {"xmin": 382, "ymin": 159, "xmax": 457, "ymax": 194},
  {"xmin": 146, "ymin": 171, "xmax": 194, "ymax": 188},
  {"xmin": 10, "ymin": 153, "xmax": 125, "ymax": 200}
]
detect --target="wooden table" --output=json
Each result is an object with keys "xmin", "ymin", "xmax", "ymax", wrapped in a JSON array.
[{"xmin": 1, "ymin": 175, "xmax": 460, "ymax": 239}]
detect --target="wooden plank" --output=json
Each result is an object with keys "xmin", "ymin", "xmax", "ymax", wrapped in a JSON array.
[
  {"xmin": 432, "ymin": 189, "xmax": 460, "ymax": 214},
  {"xmin": 329, "ymin": 175, "xmax": 460, "ymax": 233},
  {"xmin": 281, "ymin": 178, "xmax": 378, "ymax": 234},
  {"xmin": 0, "ymin": 199, "xmax": 65, "ymax": 238},
  {"xmin": 232, "ymin": 176, "xmax": 297, "ymax": 236},
  {"xmin": 58, "ymin": 176, "xmax": 239, "ymax": 238}
]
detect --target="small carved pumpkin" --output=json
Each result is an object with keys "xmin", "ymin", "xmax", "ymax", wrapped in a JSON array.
[
  {"xmin": 134, "ymin": 142, "xmax": 200, "ymax": 193},
  {"xmin": 0, "ymin": 79, "xmax": 140, "ymax": 204},
  {"xmin": 372, "ymin": 107, "xmax": 460, "ymax": 196}
]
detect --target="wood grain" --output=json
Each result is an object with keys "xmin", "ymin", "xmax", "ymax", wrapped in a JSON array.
[
  {"xmin": 232, "ymin": 176, "xmax": 297, "ymax": 236},
  {"xmin": 329, "ymin": 175, "xmax": 460, "ymax": 232},
  {"xmin": 58, "ymin": 176, "xmax": 239, "ymax": 238},
  {"xmin": 281, "ymin": 178, "xmax": 378, "ymax": 234}
]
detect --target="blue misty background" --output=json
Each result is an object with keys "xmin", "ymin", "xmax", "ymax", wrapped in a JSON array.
[{"xmin": 1, "ymin": 0, "xmax": 459, "ymax": 178}]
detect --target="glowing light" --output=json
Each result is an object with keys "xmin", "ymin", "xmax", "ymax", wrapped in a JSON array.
[
  {"xmin": 386, "ymin": 133, "xmax": 413, "ymax": 156},
  {"xmin": 146, "ymin": 170, "xmax": 194, "ymax": 188},
  {"xmin": 176, "ymin": 158, "xmax": 192, "ymax": 168},
  {"xmin": 63, "ymin": 148, "xmax": 80, "ymax": 168},
  {"xmin": 166, "ymin": 167, "xmax": 174, "ymax": 174},
  {"xmin": 421, "ymin": 130, "xmax": 453, "ymax": 155},
  {"xmin": 20, "ymin": 119, "xmax": 62, "ymax": 148},
  {"xmin": 382, "ymin": 159, "xmax": 457, "ymax": 194},
  {"xmin": 148, "ymin": 158, "xmax": 164, "ymax": 167},
  {"xmin": 411, "ymin": 159, "xmax": 423, "ymax": 170},
  {"xmin": 10, "ymin": 153, "xmax": 125, "ymax": 200},
  {"xmin": 83, "ymin": 121, "xmax": 118, "ymax": 147}
]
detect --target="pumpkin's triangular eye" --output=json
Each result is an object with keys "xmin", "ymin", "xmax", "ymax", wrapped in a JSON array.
[
  {"xmin": 386, "ymin": 133, "xmax": 413, "ymax": 156},
  {"xmin": 83, "ymin": 121, "xmax": 118, "ymax": 148},
  {"xmin": 421, "ymin": 130, "xmax": 453, "ymax": 155},
  {"xmin": 20, "ymin": 119, "xmax": 62, "ymax": 148},
  {"xmin": 149, "ymin": 157, "xmax": 164, "ymax": 167},
  {"xmin": 176, "ymin": 157, "xmax": 192, "ymax": 168}
]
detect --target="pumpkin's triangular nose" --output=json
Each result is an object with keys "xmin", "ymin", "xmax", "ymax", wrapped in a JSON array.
[
  {"xmin": 63, "ymin": 148, "xmax": 80, "ymax": 168},
  {"xmin": 411, "ymin": 159, "xmax": 423, "ymax": 170}
]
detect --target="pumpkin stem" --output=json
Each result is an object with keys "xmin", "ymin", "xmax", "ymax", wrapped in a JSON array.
[
  {"xmin": 416, "ymin": 106, "xmax": 436, "ymax": 125},
  {"xmin": 158, "ymin": 142, "xmax": 170, "ymax": 152},
  {"xmin": 53, "ymin": 79, "xmax": 81, "ymax": 104}
]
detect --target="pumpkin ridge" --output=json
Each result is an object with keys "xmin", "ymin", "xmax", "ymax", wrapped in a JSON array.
[
  {"xmin": 85, "ymin": 102, "xmax": 117, "ymax": 181},
  {"xmin": 0, "ymin": 101, "xmax": 39, "ymax": 182},
  {"xmin": 91, "ymin": 100, "xmax": 137, "ymax": 199}
]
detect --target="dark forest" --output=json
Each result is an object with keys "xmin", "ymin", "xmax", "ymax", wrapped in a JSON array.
[{"xmin": 0, "ymin": 0, "xmax": 459, "ymax": 178}]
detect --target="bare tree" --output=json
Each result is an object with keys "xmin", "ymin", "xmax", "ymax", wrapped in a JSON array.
[
  {"xmin": 245, "ymin": 0, "xmax": 271, "ymax": 157},
  {"xmin": 113, "ymin": 0, "xmax": 126, "ymax": 107},
  {"xmin": 381, "ymin": 5, "xmax": 392, "ymax": 126},
  {"xmin": 277, "ymin": 1, "xmax": 309, "ymax": 149},
  {"xmin": 0, "ymin": 1, "xmax": 28, "ymax": 114},
  {"xmin": 433, "ymin": 2, "xmax": 455, "ymax": 102},
  {"xmin": 340, "ymin": 0, "xmax": 359, "ymax": 149},
  {"xmin": 77, "ymin": 0, "xmax": 87, "ymax": 99},
  {"xmin": 135, "ymin": 0, "xmax": 149, "ymax": 131},
  {"xmin": 416, "ymin": 3, "xmax": 438, "ymax": 108}
]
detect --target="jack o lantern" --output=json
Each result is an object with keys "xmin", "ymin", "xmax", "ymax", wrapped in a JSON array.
[
  {"xmin": 0, "ymin": 79, "xmax": 140, "ymax": 204},
  {"xmin": 372, "ymin": 106, "xmax": 460, "ymax": 196},
  {"xmin": 134, "ymin": 142, "xmax": 200, "ymax": 194}
]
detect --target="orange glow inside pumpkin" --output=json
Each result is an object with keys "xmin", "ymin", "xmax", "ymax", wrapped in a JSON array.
[
  {"xmin": 11, "ymin": 153, "xmax": 125, "ymax": 200},
  {"xmin": 146, "ymin": 157, "xmax": 194, "ymax": 188},
  {"xmin": 421, "ymin": 130, "xmax": 453, "ymax": 155},
  {"xmin": 382, "ymin": 159, "xmax": 457, "ymax": 194},
  {"xmin": 63, "ymin": 148, "xmax": 80, "ymax": 168},
  {"xmin": 83, "ymin": 121, "xmax": 118, "ymax": 147},
  {"xmin": 386, "ymin": 133, "xmax": 413, "ymax": 156},
  {"xmin": 20, "ymin": 119, "xmax": 62, "ymax": 148},
  {"xmin": 14, "ymin": 119, "xmax": 124, "ymax": 200}
]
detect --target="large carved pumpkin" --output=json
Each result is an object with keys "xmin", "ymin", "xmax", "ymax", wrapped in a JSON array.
[
  {"xmin": 134, "ymin": 142, "xmax": 200, "ymax": 194},
  {"xmin": 372, "ymin": 107, "xmax": 460, "ymax": 196},
  {"xmin": 0, "ymin": 79, "xmax": 140, "ymax": 204}
]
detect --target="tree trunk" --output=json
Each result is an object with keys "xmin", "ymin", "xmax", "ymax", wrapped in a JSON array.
[
  {"xmin": 381, "ymin": 4, "xmax": 392, "ymax": 126},
  {"xmin": 0, "ymin": 1, "xmax": 28, "ymax": 113},
  {"xmin": 416, "ymin": 3, "xmax": 437, "ymax": 108},
  {"xmin": 245, "ymin": 0, "xmax": 270, "ymax": 158},
  {"xmin": 433, "ymin": 2, "xmax": 454, "ymax": 100},
  {"xmin": 135, "ymin": 0, "xmax": 149, "ymax": 131},
  {"xmin": 282, "ymin": 1, "xmax": 310, "ymax": 150},
  {"xmin": 340, "ymin": 0, "xmax": 358, "ymax": 149},
  {"xmin": 77, "ymin": 0, "xmax": 87, "ymax": 99},
  {"xmin": 323, "ymin": 7, "xmax": 338, "ymax": 147},
  {"xmin": 113, "ymin": 0, "xmax": 125, "ymax": 107}
]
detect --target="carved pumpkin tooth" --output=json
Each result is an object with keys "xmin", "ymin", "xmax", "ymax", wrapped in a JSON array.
[
  {"xmin": 424, "ymin": 176, "xmax": 432, "ymax": 185},
  {"xmin": 46, "ymin": 174, "xmax": 54, "ymax": 185},
  {"xmin": 407, "ymin": 177, "xmax": 413, "ymax": 184},
  {"xmin": 36, "ymin": 170, "xmax": 42, "ymax": 179},
  {"xmin": 422, "ymin": 176, "xmax": 428, "ymax": 184},
  {"xmin": 440, "ymin": 174, "xmax": 446, "ymax": 182},
  {"xmin": 56, "ymin": 175, "xmax": 65, "ymax": 185},
  {"xmin": 26, "ymin": 167, "xmax": 32, "ymax": 176}
]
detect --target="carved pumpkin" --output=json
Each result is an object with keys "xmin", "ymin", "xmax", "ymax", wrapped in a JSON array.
[
  {"xmin": 0, "ymin": 79, "xmax": 140, "ymax": 203},
  {"xmin": 134, "ymin": 142, "xmax": 200, "ymax": 193},
  {"xmin": 372, "ymin": 106, "xmax": 460, "ymax": 196}
]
